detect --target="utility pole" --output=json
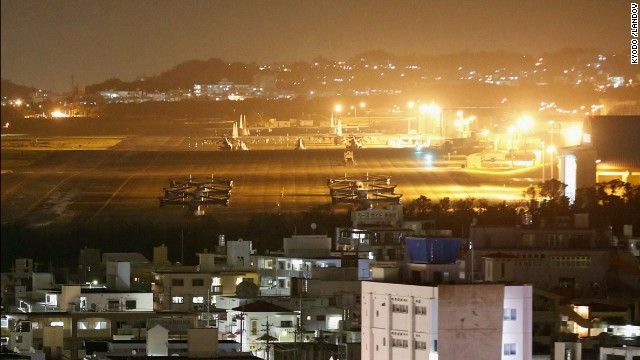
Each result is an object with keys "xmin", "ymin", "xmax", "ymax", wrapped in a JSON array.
[{"xmin": 261, "ymin": 317, "xmax": 274, "ymax": 360}]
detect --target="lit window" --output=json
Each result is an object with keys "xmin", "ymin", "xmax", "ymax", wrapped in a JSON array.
[
  {"xmin": 192, "ymin": 296, "xmax": 204, "ymax": 304},
  {"xmin": 50, "ymin": 321, "xmax": 64, "ymax": 327},
  {"xmin": 172, "ymin": 296, "xmax": 184, "ymax": 304}
]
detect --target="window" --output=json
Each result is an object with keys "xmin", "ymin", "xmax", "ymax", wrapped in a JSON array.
[
  {"xmin": 391, "ymin": 338, "xmax": 408, "ymax": 348},
  {"xmin": 108, "ymin": 300, "xmax": 119, "ymax": 310},
  {"xmin": 50, "ymin": 321, "xmax": 64, "ymax": 327},
  {"xmin": 503, "ymin": 343, "xmax": 516, "ymax": 356},
  {"xmin": 192, "ymin": 296, "xmax": 204, "ymax": 304},
  {"xmin": 392, "ymin": 304, "xmax": 408, "ymax": 313},
  {"xmin": 46, "ymin": 294, "xmax": 57, "ymax": 306},
  {"xmin": 251, "ymin": 321, "xmax": 258, "ymax": 336},
  {"xmin": 172, "ymin": 296, "xmax": 184, "ymax": 304},
  {"xmin": 280, "ymin": 320, "xmax": 293, "ymax": 328},
  {"xmin": 415, "ymin": 306, "xmax": 427, "ymax": 315},
  {"xmin": 504, "ymin": 308, "xmax": 517, "ymax": 321},
  {"xmin": 171, "ymin": 278, "xmax": 184, "ymax": 286},
  {"xmin": 415, "ymin": 341, "xmax": 427, "ymax": 350},
  {"xmin": 94, "ymin": 321, "xmax": 107, "ymax": 330},
  {"xmin": 316, "ymin": 315, "xmax": 326, "ymax": 321},
  {"xmin": 212, "ymin": 286, "xmax": 222, "ymax": 293},
  {"xmin": 192, "ymin": 279, "xmax": 205, "ymax": 287}
]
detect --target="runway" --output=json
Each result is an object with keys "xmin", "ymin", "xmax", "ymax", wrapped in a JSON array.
[{"xmin": 1, "ymin": 146, "xmax": 540, "ymax": 226}]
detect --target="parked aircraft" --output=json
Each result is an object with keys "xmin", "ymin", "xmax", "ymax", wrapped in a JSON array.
[
  {"xmin": 218, "ymin": 136, "xmax": 249, "ymax": 151},
  {"xmin": 160, "ymin": 175, "xmax": 233, "ymax": 215},
  {"xmin": 327, "ymin": 173, "xmax": 400, "ymax": 208},
  {"xmin": 295, "ymin": 137, "xmax": 306, "ymax": 150}
]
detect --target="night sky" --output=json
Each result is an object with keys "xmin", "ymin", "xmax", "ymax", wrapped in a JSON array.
[{"xmin": 1, "ymin": 0, "xmax": 631, "ymax": 91}]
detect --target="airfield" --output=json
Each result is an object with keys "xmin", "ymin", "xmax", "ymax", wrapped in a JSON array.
[{"xmin": 1, "ymin": 117, "xmax": 541, "ymax": 227}]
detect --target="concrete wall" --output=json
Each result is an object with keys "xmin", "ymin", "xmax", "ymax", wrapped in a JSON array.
[{"xmin": 438, "ymin": 284, "xmax": 504, "ymax": 360}]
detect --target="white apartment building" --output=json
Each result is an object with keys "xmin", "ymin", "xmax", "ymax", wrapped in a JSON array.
[{"xmin": 361, "ymin": 281, "xmax": 532, "ymax": 360}]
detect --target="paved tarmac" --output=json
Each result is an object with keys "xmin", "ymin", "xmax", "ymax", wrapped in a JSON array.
[
  {"xmin": 1, "ymin": 117, "xmax": 541, "ymax": 226},
  {"xmin": 1, "ymin": 145, "xmax": 540, "ymax": 226}
]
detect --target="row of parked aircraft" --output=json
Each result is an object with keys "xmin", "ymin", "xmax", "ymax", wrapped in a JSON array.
[
  {"xmin": 327, "ymin": 173, "xmax": 402, "ymax": 209},
  {"xmin": 159, "ymin": 175, "xmax": 233, "ymax": 216}
]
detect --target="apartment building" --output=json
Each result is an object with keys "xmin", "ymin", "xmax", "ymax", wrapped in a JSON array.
[{"xmin": 361, "ymin": 281, "xmax": 532, "ymax": 360}]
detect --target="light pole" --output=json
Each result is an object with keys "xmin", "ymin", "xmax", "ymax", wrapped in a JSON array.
[
  {"xmin": 541, "ymin": 141, "xmax": 545, "ymax": 182},
  {"xmin": 407, "ymin": 101, "xmax": 415, "ymax": 135},
  {"xmin": 548, "ymin": 145, "xmax": 557, "ymax": 180},
  {"xmin": 508, "ymin": 126, "xmax": 516, "ymax": 168}
]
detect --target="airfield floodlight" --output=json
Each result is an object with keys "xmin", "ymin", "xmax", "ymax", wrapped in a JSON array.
[
  {"xmin": 359, "ymin": 102, "xmax": 366, "ymax": 109},
  {"xmin": 456, "ymin": 110, "xmax": 463, "ymax": 118},
  {"xmin": 407, "ymin": 101, "xmax": 415, "ymax": 109},
  {"xmin": 518, "ymin": 115, "xmax": 534, "ymax": 132},
  {"xmin": 427, "ymin": 104, "xmax": 441, "ymax": 115},
  {"xmin": 565, "ymin": 126, "xmax": 583, "ymax": 146},
  {"xmin": 334, "ymin": 104, "xmax": 343, "ymax": 113}
]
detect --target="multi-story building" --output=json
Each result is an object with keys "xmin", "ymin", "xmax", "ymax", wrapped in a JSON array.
[
  {"xmin": 467, "ymin": 215, "xmax": 640, "ymax": 297},
  {"xmin": 361, "ymin": 281, "xmax": 533, "ymax": 360},
  {"xmin": 252, "ymin": 235, "xmax": 372, "ymax": 296}
]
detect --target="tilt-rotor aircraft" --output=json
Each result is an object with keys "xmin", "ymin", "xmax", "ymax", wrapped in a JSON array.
[{"xmin": 159, "ymin": 175, "xmax": 233, "ymax": 215}]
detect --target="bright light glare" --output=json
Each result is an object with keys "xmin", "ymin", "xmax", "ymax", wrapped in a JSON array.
[
  {"xmin": 564, "ymin": 126, "xmax": 583, "ymax": 146},
  {"xmin": 424, "ymin": 153, "xmax": 433, "ymax": 168},
  {"xmin": 51, "ymin": 110, "xmax": 69, "ymax": 118},
  {"xmin": 334, "ymin": 104, "xmax": 343, "ymax": 113},
  {"xmin": 518, "ymin": 116, "xmax": 534, "ymax": 131}
]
